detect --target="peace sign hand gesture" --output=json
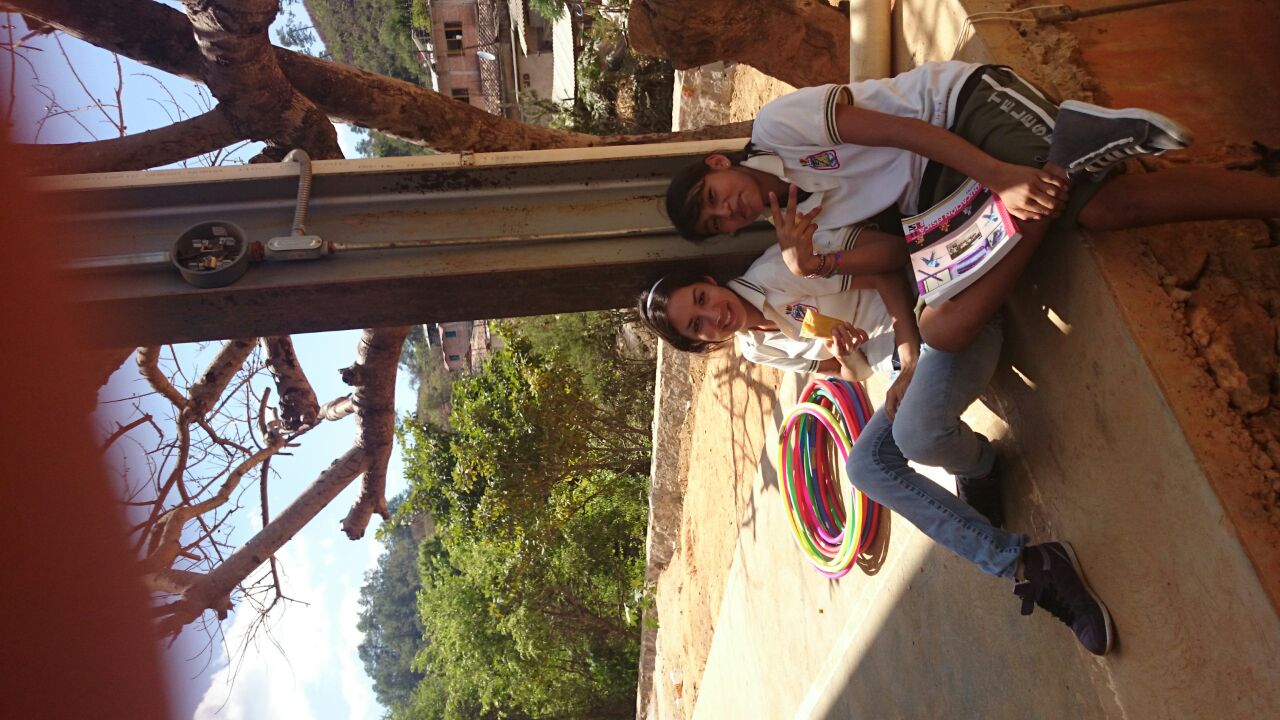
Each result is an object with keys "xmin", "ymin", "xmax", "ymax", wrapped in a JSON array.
[{"xmin": 769, "ymin": 183, "xmax": 823, "ymax": 278}]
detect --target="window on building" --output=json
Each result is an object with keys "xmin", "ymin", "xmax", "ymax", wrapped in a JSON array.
[
  {"xmin": 445, "ymin": 22, "xmax": 463, "ymax": 55},
  {"xmin": 447, "ymin": 354, "xmax": 461, "ymax": 362},
  {"xmin": 450, "ymin": 88, "xmax": 470, "ymax": 103},
  {"xmin": 444, "ymin": 329, "xmax": 458, "ymax": 338}
]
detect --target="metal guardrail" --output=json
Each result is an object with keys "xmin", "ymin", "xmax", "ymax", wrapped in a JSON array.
[{"xmin": 41, "ymin": 141, "xmax": 774, "ymax": 346}]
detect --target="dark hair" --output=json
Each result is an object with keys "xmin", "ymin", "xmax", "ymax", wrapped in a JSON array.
[
  {"xmin": 637, "ymin": 268, "xmax": 731, "ymax": 354},
  {"xmin": 665, "ymin": 144, "xmax": 754, "ymax": 243}
]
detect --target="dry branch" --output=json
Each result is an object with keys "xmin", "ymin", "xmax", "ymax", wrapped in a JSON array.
[
  {"xmin": 317, "ymin": 394, "xmax": 356, "ymax": 422},
  {"xmin": 185, "ymin": 337, "xmax": 256, "ymax": 421},
  {"xmin": 7, "ymin": 0, "xmax": 754, "ymax": 172},
  {"xmin": 142, "ymin": 432, "xmax": 287, "ymax": 572},
  {"xmin": 148, "ymin": 326, "xmax": 406, "ymax": 634},
  {"xmin": 339, "ymin": 326, "xmax": 411, "ymax": 539},
  {"xmin": 17, "ymin": 107, "xmax": 243, "ymax": 174},
  {"xmin": 157, "ymin": 445, "xmax": 369, "ymax": 636},
  {"xmin": 261, "ymin": 336, "xmax": 319, "ymax": 430},
  {"xmin": 100, "ymin": 413, "xmax": 154, "ymax": 452},
  {"xmin": 136, "ymin": 346, "xmax": 187, "ymax": 411}
]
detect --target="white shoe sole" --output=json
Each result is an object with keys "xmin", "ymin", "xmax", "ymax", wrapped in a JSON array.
[{"xmin": 1060, "ymin": 99, "xmax": 1194, "ymax": 150}]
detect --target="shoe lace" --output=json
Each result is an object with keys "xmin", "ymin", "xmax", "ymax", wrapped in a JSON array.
[{"xmin": 1080, "ymin": 143, "xmax": 1162, "ymax": 173}]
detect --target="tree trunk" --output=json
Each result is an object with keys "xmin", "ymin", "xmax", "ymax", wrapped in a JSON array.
[
  {"xmin": 179, "ymin": 0, "xmax": 341, "ymax": 158},
  {"xmin": 7, "ymin": 0, "xmax": 754, "ymax": 170},
  {"xmin": 629, "ymin": 0, "xmax": 849, "ymax": 87}
]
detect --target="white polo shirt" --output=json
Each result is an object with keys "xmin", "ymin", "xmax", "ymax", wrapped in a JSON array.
[
  {"xmin": 730, "ymin": 244, "xmax": 896, "ymax": 376},
  {"xmin": 751, "ymin": 60, "xmax": 980, "ymax": 226}
]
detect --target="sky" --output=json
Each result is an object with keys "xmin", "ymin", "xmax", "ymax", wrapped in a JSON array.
[{"xmin": 4, "ymin": 5, "xmax": 411, "ymax": 719}]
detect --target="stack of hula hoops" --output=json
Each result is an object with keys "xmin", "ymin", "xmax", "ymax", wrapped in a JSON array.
[{"xmin": 778, "ymin": 377, "xmax": 882, "ymax": 578}]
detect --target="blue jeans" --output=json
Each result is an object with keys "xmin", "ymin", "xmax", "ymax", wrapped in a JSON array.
[{"xmin": 845, "ymin": 318, "xmax": 1027, "ymax": 577}]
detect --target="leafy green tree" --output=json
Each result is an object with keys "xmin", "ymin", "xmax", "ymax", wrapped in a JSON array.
[
  {"xmin": 357, "ymin": 496, "xmax": 429, "ymax": 711},
  {"xmin": 409, "ymin": 0, "xmax": 431, "ymax": 31},
  {"xmin": 307, "ymin": 0, "xmax": 428, "ymax": 85},
  {"xmin": 391, "ymin": 313, "xmax": 654, "ymax": 718},
  {"xmin": 498, "ymin": 310, "xmax": 654, "ymax": 419},
  {"xmin": 443, "ymin": 338, "xmax": 650, "ymax": 535},
  {"xmin": 404, "ymin": 470, "xmax": 645, "ymax": 720}
]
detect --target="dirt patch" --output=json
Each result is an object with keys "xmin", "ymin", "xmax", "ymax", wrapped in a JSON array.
[
  {"xmin": 647, "ymin": 349, "xmax": 782, "ymax": 719},
  {"xmin": 643, "ymin": 66, "xmax": 791, "ymax": 720},
  {"xmin": 1010, "ymin": 0, "xmax": 1280, "ymax": 546}
]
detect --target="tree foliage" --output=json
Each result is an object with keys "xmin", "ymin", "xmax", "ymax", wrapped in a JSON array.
[
  {"xmin": 380, "ymin": 312, "xmax": 654, "ymax": 718},
  {"xmin": 353, "ymin": 127, "xmax": 437, "ymax": 158},
  {"xmin": 305, "ymin": 0, "xmax": 428, "ymax": 85},
  {"xmin": 357, "ymin": 495, "xmax": 428, "ymax": 710}
]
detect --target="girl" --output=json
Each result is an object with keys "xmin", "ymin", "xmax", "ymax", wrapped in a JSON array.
[{"xmin": 643, "ymin": 61, "xmax": 1280, "ymax": 657}]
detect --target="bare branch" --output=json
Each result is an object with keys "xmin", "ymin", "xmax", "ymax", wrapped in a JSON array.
[
  {"xmin": 136, "ymin": 346, "xmax": 187, "ymax": 411},
  {"xmin": 16, "ymin": 106, "xmax": 243, "ymax": 174},
  {"xmin": 53, "ymin": 33, "xmax": 118, "ymax": 132},
  {"xmin": 340, "ymin": 326, "xmax": 411, "ymax": 539},
  {"xmin": 157, "ymin": 446, "xmax": 369, "ymax": 636},
  {"xmin": 143, "ymin": 432, "xmax": 286, "ymax": 572},
  {"xmin": 261, "ymin": 336, "xmax": 319, "ymax": 431},
  {"xmin": 185, "ymin": 338, "xmax": 257, "ymax": 421},
  {"xmin": 259, "ymin": 457, "xmax": 284, "ymax": 603},
  {"xmin": 100, "ymin": 413, "xmax": 154, "ymax": 452},
  {"xmin": 317, "ymin": 394, "xmax": 355, "ymax": 422}
]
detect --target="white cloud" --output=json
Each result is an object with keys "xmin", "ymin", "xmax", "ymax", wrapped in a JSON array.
[
  {"xmin": 338, "ymin": 578, "xmax": 379, "ymax": 718},
  {"xmin": 192, "ymin": 537, "xmax": 333, "ymax": 720}
]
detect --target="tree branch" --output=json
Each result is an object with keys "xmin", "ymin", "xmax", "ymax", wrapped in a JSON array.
[
  {"xmin": 184, "ymin": 337, "xmax": 256, "ymax": 421},
  {"xmin": 15, "ymin": 105, "xmax": 244, "ymax": 174},
  {"xmin": 339, "ymin": 326, "xmax": 411, "ymax": 539},
  {"xmin": 157, "ymin": 445, "xmax": 369, "ymax": 636},
  {"xmin": 317, "ymin": 394, "xmax": 356, "ymax": 422},
  {"xmin": 7, "ymin": 0, "xmax": 754, "ymax": 161},
  {"xmin": 179, "ymin": 0, "xmax": 340, "ymax": 158},
  {"xmin": 260, "ymin": 336, "xmax": 319, "ymax": 431},
  {"xmin": 136, "ymin": 346, "xmax": 186, "ymax": 411},
  {"xmin": 100, "ymin": 413, "xmax": 154, "ymax": 452}
]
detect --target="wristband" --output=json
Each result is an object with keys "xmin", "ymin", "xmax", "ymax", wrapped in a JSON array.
[
  {"xmin": 806, "ymin": 253, "xmax": 827, "ymax": 279},
  {"xmin": 823, "ymin": 251, "xmax": 843, "ymax": 278}
]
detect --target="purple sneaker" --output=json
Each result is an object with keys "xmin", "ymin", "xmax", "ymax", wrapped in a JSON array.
[{"xmin": 1014, "ymin": 541, "xmax": 1115, "ymax": 656}]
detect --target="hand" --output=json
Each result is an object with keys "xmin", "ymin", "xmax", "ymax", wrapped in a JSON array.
[
  {"xmin": 769, "ymin": 183, "xmax": 822, "ymax": 277},
  {"xmin": 985, "ymin": 162, "xmax": 1069, "ymax": 222},
  {"xmin": 822, "ymin": 322, "xmax": 868, "ymax": 357},
  {"xmin": 883, "ymin": 361, "xmax": 915, "ymax": 422}
]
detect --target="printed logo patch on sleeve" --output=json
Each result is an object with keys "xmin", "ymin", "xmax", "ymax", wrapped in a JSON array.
[
  {"xmin": 800, "ymin": 149, "xmax": 840, "ymax": 170},
  {"xmin": 785, "ymin": 302, "xmax": 818, "ymax": 322}
]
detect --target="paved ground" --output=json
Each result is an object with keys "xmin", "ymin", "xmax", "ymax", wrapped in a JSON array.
[{"xmin": 645, "ymin": 1, "xmax": 1280, "ymax": 718}]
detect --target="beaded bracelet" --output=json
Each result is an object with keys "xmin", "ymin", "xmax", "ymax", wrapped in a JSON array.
[
  {"xmin": 823, "ymin": 251, "xmax": 843, "ymax": 278},
  {"xmin": 806, "ymin": 253, "xmax": 827, "ymax": 279}
]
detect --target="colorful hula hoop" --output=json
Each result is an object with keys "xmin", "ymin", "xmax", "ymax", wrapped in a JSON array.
[{"xmin": 777, "ymin": 377, "xmax": 882, "ymax": 578}]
